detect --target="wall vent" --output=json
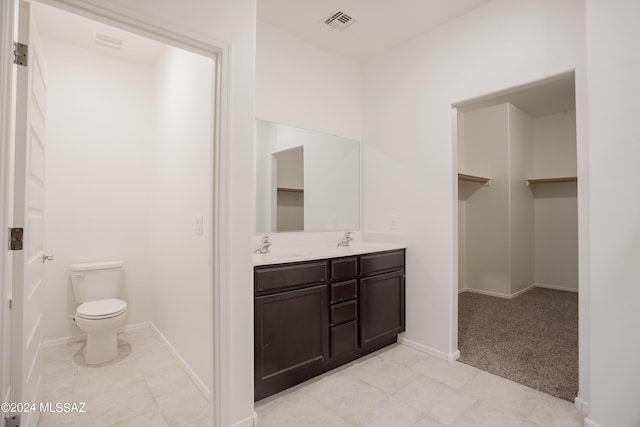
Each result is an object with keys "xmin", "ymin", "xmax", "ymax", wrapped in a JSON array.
[{"xmin": 324, "ymin": 10, "xmax": 357, "ymax": 31}]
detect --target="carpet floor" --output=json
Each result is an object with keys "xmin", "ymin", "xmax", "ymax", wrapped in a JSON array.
[{"xmin": 458, "ymin": 287, "xmax": 578, "ymax": 401}]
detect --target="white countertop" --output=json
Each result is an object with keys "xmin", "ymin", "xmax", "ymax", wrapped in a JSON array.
[{"xmin": 253, "ymin": 242, "xmax": 406, "ymax": 266}]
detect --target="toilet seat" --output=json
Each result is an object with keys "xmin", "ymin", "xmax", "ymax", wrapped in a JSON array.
[{"xmin": 76, "ymin": 298, "xmax": 127, "ymax": 320}]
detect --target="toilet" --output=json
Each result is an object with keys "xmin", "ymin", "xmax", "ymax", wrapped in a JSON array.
[{"xmin": 70, "ymin": 260, "xmax": 128, "ymax": 365}]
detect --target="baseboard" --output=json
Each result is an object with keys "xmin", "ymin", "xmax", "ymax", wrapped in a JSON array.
[
  {"xmin": 42, "ymin": 321, "xmax": 155, "ymax": 348},
  {"xmin": 399, "ymin": 337, "xmax": 459, "ymax": 362},
  {"xmin": 43, "ymin": 333, "xmax": 84, "ymax": 347},
  {"xmin": 535, "ymin": 282, "xmax": 578, "ymax": 293},
  {"xmin": 574, "ymin": 396, "xmax": 590, "ymax": 413},
  {"xmin": 232, "ymin": 412, "xmax": 258, "ymax": 427},
  {"xmin": 42, "ymin": 321, "xmax": 211, "ymax": 402},
  {"xmin": 584, "ymin": 418, "xmax": 603, "ymax": 427},
  {"xmin": 510, "ymin": 283, "xmax": 537, "ymax": 299},
  {"xmin": 457, "ymin": 287, "xmax": 512, "ymax": 299},
  {"xmin": 148, "ymin": 323, "xmax": 212, "ymax": 402},
  {"xmin": 459, "ymin": 283, "xmax": 577, "ymax": 299}
]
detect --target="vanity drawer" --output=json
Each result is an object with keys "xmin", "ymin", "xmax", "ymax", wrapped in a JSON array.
[
  {"xmin": 331, "ymin": 257, "xmax": 358, "ymax": 281},
  {"xmin": 330, "ymin": 320, "xmax": 358, "ymax": 358},
  {"xmin": 330, "ymin": 300, "xmax": 357, "ymax": 326},
  {"xmin": 330, "ymin": 280, "xmax": 357, "ymax": 304},
  {"xmin": 254, "ymin": 261, "xmax": 328, "ymax": 295},
  {"xmin": 360, "ymin": 251, "xmax": 404, "ymax": 277}
]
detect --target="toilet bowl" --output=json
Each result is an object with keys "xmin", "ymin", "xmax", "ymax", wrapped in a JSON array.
[
  {"xmin": 74, "ymin": 298, "xmax": 127, "ymax": 364},
  {"xmin": 70, "ymin": 261, "xmax": 128, "ymax": 365}
]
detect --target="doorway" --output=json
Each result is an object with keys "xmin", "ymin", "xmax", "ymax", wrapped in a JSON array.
[
  {"xmin": 453, "ymin": 72, "xmax": 579, "ymax": 401},
  {"xmin": 3, "ymin": 1, "xmax": 223, "ymax": 426}
]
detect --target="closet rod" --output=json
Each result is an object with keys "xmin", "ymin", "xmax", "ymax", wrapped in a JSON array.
[{"xmin": 277, "ymin": 187, "xmax": 304, "ymax": 193}]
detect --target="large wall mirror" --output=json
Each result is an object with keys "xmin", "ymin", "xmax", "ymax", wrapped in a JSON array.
[{"xmin": 256, "ymin": 119, "xmax": 360, "ymax": 233}]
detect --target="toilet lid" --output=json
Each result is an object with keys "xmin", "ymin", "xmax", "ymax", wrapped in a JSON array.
[{"xmin": 77, "ymin": 298, "xmax": 127, "ymax": 319}]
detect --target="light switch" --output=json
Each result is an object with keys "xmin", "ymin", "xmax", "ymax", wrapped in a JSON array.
[{"xmin": 195, "ymin": 215, "xmax": 203, "ymax": 235}]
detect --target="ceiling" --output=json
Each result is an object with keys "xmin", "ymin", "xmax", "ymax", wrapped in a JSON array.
[
  {"xmin": 32, "ymin": 2, "xmax": 166, "ymax": 66},
  {"xmin": 257, "ymin": 0, "xmax": 493, "ymax": 61}
]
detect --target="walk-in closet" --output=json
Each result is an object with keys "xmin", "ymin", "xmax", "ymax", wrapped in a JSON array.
[{"xmin": 456, "ymin": 73, "xmax": 579, "ymax": 401}]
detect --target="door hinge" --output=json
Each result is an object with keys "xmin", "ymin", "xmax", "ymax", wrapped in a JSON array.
[
  {"xmin": 13, "ymin": 42, "xmax": 27, "ymax": 67},
  {"xmin": 4, "ymin": 414, "xmax": 20, "ymax": 427},
  {"xmin": 9, "ymin": 228, "xmax": 23, "ymax": 251}
]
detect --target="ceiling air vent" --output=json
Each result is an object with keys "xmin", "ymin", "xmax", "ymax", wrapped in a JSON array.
[
  {"xmin": 95, "ymin": 33, "xmax": 123, "ymax": 50},
  {"xmin": 324, "ymin": 10, "xmax": 357, "ymax": 31}
]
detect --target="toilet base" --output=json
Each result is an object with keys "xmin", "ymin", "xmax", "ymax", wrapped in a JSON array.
[{"xmin": 84, "ymin": 329, "xmax": 119, "ymax": 365}]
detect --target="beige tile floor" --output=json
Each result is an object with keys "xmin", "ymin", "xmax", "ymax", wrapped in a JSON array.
[
  {"xmin": 38, "ymin": 327, "xmax": 211, "ymax": 427},
  {"xmin": 39, "ymin": 331, "xmax": 585, "ymax": 427},
  {"xmin": 255, "ymin": 344, "xmax": 586, "ymax": 427}
]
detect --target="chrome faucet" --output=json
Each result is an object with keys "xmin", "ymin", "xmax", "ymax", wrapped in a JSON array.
[
  {"xmin": 337, "ymin": 231, "xmax": 354, "ymax": 247},
  {"xmin": 254, "ymin": 235, "xmax": 273, "ymax": 254}
]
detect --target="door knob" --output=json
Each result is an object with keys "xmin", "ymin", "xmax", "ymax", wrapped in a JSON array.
[{"xmin": 42, "ymin": 253, "xmax": 54, "ymax": 263}]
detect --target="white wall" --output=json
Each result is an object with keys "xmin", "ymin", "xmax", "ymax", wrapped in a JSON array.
[
  {"xmin": 533, "ymin": 111, "xmax": 577, "ymax": 178},
  {"xmin": 532, "ymin": 111, "xmax": 577, "ymax": 290},
  {"xmin": 508, "ymin": 104, "xmax": 535, "ymax": 295},
  {"xmin": 361, "ymin": 0, "xmax": 585, "ymax": 359},
  {"xmin": 152, "ymin": 46, "xmax": 213, "ymax": 394},
  {"xmin": 459, "ymin": 103, "xmax": 535, "ymax": 297},
  {"xmin": 463, "ymin": 104, "xmax": 511, "ymax": 296},
  {"xmin": 255, "ymin": 20, "xmax": 361, "ymax": 140},
  {"xmin": 42, "ymin": 38, "xmax": 155, "ymax": 341},
  {"xmin": 585, "ymin": 1, "xmax": 640, "ymax": 426}
]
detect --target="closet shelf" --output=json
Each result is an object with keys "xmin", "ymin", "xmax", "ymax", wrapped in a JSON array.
[
  {"xmin": 526, "ymin": 176, "xmax": 577, "ymax": 186},
  {"xmin": 458, "ymin": 173, "xmax": 491, "ymax": 186},
  {"xmin": 277, "ymin": 187, "xmax": 304, "ymax": 193}
]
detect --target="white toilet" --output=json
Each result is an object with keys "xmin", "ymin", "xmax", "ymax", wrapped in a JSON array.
[{"xmin": 70, "ymin": 260, "xmax": 128, "ymax": 365}]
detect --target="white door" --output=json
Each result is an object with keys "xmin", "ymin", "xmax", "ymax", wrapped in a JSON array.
[{"xmin": 11, "ymin": 2, "xmax": 49, "ymax": 426}]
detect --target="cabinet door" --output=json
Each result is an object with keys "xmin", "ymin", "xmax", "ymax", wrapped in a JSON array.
[
  {"xmin": 254, "ymin": 285, "xmax": 328, "ymax": 400},
  {"xmin": 360, "ymin": 271, "xmax": 405, "ymax": 347}
]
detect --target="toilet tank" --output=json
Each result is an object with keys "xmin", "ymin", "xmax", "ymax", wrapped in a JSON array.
[{"xmin": 70, "ymin": 260, "xmax": 124, "ymax": 303}]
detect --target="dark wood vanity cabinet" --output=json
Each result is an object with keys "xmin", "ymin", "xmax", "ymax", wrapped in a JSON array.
[
  {"xmin": 254, "ymin": 261, "xmax": 329, "ymax": 401},
  {"xmin": 254, "ymin": 250, "xmax": 405, "ymax": 401},
  {"xmin": 329, "ymin": 257, "xmax": 358, "ymax": 359},
  {"xmin": 360, "ymin": 252, "xmax": 406, "ymax": 350}
]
